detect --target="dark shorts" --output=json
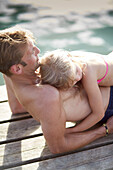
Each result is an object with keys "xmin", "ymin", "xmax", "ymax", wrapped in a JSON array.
[{"xmin": 100, "ymin": 86, "xmax": 113, "ymax": 123}]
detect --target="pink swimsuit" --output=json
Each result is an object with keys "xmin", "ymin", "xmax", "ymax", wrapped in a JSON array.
[{"xmin": 97, "ymin": 58, "xmax": 108, "ymax": 84}]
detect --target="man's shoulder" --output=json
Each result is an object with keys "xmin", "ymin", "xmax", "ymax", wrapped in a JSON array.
[
  {"xmin": 37, "ymin": 84, "xmax": 60, "ymax": 103},
  {"xmin": 22, "ymin": 84, "xmax": 60, "ymax": 115},
  {"xmin": 34, "ymin": 85, "xmax": 61, "ymax": 120},
  {"xmin": 19, "ymin": 84, "xmax": 59, "ymax": 106}
]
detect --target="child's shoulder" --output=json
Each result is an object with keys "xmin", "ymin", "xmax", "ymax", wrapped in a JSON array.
[{"xmin": 70, "ymin": 51, "xmax": 100, "ymax": 58}]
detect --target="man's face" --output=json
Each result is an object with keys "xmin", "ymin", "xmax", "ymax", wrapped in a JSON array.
[{"xmin": 21, "ymin": 40, "xmax": 40, "ymax": 74}]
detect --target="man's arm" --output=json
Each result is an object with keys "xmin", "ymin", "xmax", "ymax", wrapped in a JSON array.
[
  {"xmin": 3, "ymin": 74, "xmax": 26, "ymax": 114},
  {"xmin": 65, "ymin": 116, "xmax": 113, "ymax": 152},
  {"xmin": 39, "ymin": 88, "xmax": 111, "ymax": 154}
]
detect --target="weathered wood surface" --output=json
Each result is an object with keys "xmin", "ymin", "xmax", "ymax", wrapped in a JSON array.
[
  {"xmin": 0, "ymin": 85, "xmax": 31, "ymax": 123},
  {"xmin": 0, "ymin": 102, "xmax": 31, "ymax": 123},
  {"xmin": 0, "ymin": 85, "xmax": 8, "ymax": 102},
  {"xmin": 1, "ymin": 129, "xmax": 113, "ymax": 169},
  {"xmin": 9, "ymin": 144, "xmax": 113, "ymax": 170},
  {"xmin": 0, "ymin": 85, "xmax": 113, "ymax": 170}
]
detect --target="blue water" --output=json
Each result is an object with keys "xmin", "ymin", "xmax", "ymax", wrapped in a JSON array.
[{"xmin": 0, "ymin": 0, "xmax": 113, "ymax": 85}]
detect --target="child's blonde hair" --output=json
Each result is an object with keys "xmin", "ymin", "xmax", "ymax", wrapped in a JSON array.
[{"xmin": 40, "ymin": 49, "xmax": 82, "ymax": 90}]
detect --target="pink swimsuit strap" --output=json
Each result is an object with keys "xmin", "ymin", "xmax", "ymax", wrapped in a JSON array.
[{"xmin": 97, "ymin": 58, "xmax": 108, "ymax": 84}]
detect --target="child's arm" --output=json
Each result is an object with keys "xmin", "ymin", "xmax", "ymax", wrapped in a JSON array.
[{"xmin": 72, "ymin": 67, "xmax": 105, "ymax": 132}]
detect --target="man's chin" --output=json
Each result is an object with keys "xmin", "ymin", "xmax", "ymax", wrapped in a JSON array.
[{"xmin": 35, "ymin": 67, "xmax": 40, "ymax": 74}]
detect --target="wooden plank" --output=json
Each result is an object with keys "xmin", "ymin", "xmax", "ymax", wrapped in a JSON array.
[
  {"xmin": 0, "ymin": 136, "xmax": 47, "ymax": 167},
  {"xmin": 0, "ymin": 101, "xmax": 31, "ymax": 123},
  {"xmin": 37, "ymin": 145, "xmax": 113, "ymax": 170},
  {"xmin": 0, "ymin": 116, "xmax": 113, "ymax": 168},
  {"xmin": 0, "ymin": 85, "xmax": 8, "ymax": 102},
  {"xmin": 0, "ymin": 102, "xmax": 12, "ymax": 121},
  {"xmin": 0, "ymin": 118, "xmax": 41, "ymax": 143},
  {"xmin": 1, "ymin": 141, "xmax": 113, "ymax": 169},
  {"xmin": 0, "ymin": 86, "xmax": 31, "ymax": 122},
  {"xmin": 0, "ymin": 114, "xmax": 113, "ymax": 145},
  {"xmin": 0, "ymin": 130, "xmax": 113, "ymax": 167},
  {"xmin": 0, "ymin": 117, "xmax": 76, "ymax": 143}
]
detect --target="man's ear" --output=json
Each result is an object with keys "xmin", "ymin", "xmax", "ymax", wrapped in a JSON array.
[{"xmin": 10, "ymin": 64, "xmax": 23, "ymax": 75}]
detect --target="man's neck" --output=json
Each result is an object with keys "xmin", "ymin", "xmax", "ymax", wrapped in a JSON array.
[{"xmin": 10, "ymin": 73, "xmax": 39, "ymax": 86}]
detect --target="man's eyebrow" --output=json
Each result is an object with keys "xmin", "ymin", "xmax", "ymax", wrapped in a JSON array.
[{"xmin": 20, "ymin": 61, "xmax": 27, "ymax": 66}]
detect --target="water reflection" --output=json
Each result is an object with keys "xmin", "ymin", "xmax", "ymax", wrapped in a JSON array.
[
  {"xmin": 0, "ymin": 3, "xmax": 37, "ymax": 29},
  {"xmin": 0, "ymin": 0, "xmax": 113, "ymax": 85}
]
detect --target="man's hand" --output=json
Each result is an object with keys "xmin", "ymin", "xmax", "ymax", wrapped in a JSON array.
[{"xmin": 106, "ymin": 116, "xmax": 113, "ymax": 134}]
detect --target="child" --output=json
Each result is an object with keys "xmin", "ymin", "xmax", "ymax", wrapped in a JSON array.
[{"xmin": 39, "ymin": 49, "xmax": 113, "ymax": 132}]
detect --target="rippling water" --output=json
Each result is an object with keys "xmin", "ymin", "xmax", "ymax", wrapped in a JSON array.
[{"xmin": 0, "ymin": 0, "xmax": 113, "ymax": 85}]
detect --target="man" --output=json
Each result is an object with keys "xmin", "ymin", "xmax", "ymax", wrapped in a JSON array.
[{"xmin": 0, "ymin": 26, "xmax": 113, "ymax": 154}]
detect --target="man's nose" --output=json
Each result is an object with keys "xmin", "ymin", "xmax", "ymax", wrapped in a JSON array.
[{"xmin": 36, "ymin": 47, "xmax": 40, "ymax": 54}]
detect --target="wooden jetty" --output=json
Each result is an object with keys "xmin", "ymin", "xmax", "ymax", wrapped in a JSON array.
[{"xmin": 0, "ymin": 85, "xmax": 113, "ymax": 170}]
